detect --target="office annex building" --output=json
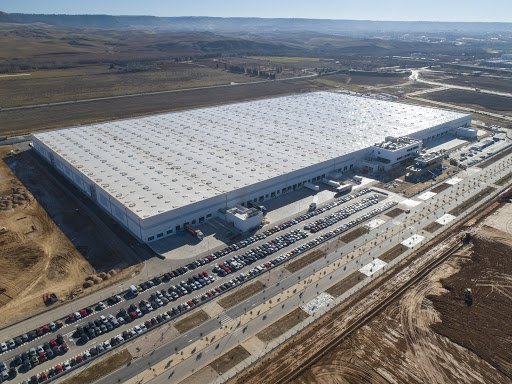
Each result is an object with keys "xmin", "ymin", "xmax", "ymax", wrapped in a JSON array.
[{"xmin": 32, "ymin": 92, "xmax": 471, "ymax": 242}]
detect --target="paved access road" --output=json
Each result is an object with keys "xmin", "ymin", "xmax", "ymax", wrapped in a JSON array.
[
  {"xmin": 95, "ymin": 156, "xmax": 512, "ymax": 384},
  {"xmin": 3, "ymin": 191, "xmax": 388, "ymax": 383}
]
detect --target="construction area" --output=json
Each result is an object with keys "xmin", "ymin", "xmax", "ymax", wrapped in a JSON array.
[
  {"xmin": 0, "ymin": 146, "xmax": 142, "ymax": 327},
  {"xmin": 229, "ymin": 189, "xmax": 512, "ymax": 384}
]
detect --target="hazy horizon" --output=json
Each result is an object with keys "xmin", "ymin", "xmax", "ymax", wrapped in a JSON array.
[{"xmin": 2, "ymin": 0, "xmax": 512, "ymax": 23}]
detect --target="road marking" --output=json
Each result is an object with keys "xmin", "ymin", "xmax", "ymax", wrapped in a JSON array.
[{"xmin": 218, "ymin": 314, "xmax": 232, "ymax": 325}]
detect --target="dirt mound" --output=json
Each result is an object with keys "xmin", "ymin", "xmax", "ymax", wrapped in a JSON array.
[
  {"xmin": 0, "ymin": 186, "xmax": 31, "ymax": 210},
  {"xmin": 429, "ymin": 229, "xmax": 512, "ymax": 380}
]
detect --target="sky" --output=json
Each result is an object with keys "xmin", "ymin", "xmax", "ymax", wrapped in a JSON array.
[{"xmin": 2, "ymin": 0, "xmax": 511, "ymax": 22}]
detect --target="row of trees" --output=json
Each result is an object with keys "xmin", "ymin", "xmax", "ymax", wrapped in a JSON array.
[{"xmin": 224, "ymin": 64, "xmax": 279, "ymax": 79}]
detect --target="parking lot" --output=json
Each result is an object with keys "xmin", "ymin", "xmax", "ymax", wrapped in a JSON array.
[{"xmin": 0, "ymin": 188, "xmax": 393, "ymax": 383}]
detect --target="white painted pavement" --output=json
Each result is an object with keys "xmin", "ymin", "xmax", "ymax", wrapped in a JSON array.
[
  {"xmin": 401, "ymin": 199, "xmax": 423, "ymax": 207},
  {"xmin": 358, "ymin": 258, "xmax": 387, "ymax": 277},
  {"xmin": 301, "ymin": 293, "xmax": 335, "ymax": 316},
  {"xmin": 445, "ymin": 177, "xmax": 463, "ymax": 185},
  {"xmin": 435, "ymin": 214, "xmax": 456, "ymax": 225},
  {"xmin": 401, "ymin": 234, "xmax": 425, "ymax": 248},
  {"xmin": 417, "ymin": 191, "xmax": 437, "ymax": 200},
  {"xmin": 365, "ymin": 218, "xmax": 386, "ymax": 230}
]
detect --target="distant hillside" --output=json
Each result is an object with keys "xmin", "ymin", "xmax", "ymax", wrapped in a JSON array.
[
  {"xmin": 6, "ymin": 14, "xmax": 512, "ymax": 35},
  {"xmin": 0, "ymin": 11, "xmax": 15, "ymax": 22}
]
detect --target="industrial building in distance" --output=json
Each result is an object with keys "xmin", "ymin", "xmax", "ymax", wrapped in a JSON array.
[{"xmin": 31, "ymin": 91, "xmax": 471, "ymax": 243}]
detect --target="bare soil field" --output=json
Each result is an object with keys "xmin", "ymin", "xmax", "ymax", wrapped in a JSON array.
[
  {"xmin": 292, "ymin": 228, "xmax": 512, "ymax": 384},
  {"xmin": 59, "ymin": 349, "xmax": 132, "ymax": 384},
  {"xmin": 320, "ymin": 72, "xmax": 409, "ymax": 87},
  {"xmin": 209, "ymin": 345, "xmax": 251, "ymax": 375},
  {"xmin": 174, "ymin": 310, "xmax": 209, "ymax": 334},
  {"xmin": 229, "ymin": 188, "xmax": 512, "ymax": 384},
  {"xmin": 256, "ymin": 308, "xmax": 310, "ymax": 344},
  {"xmin": 218, "ymin": 281, "xmax": 265, "ymax": 310},
  {"xmin": 0, "ymin": 64, "xmax": 256, "ymax": 108},
  {"xmin": 422, "ymin": 89, "xmax": 512, "ymax": 116},
  {"xmin": 0, "ymin": 78, "xmax": 327, "ymax": 135},
  {"xmin": 286, "ymin": 250, "xmax": 326, "ymax": 274},
  {"xmin": 325, "ymin": 272, "xmax": 365, "ymax": 297},
  {"xmin": 440, "ymin": 75, "xmax": 512, "ymax": 94},
  {"xmin": 0, "ymin": 147, "xmax": 142, "ymax": 327}
]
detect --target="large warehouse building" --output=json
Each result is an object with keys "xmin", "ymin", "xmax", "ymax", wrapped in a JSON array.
[{"xmin": 32, "ymin": 91, "xmax": 471, "ymax": 242}]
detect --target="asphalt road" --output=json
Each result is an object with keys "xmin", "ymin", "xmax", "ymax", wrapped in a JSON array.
[
  {"xmin": 94, "ymin": 156, "xmax": 512, "ymax": 384},
  {"xmin": 1, "ymin": 190, "xmax": 388, "ymax": 382}
]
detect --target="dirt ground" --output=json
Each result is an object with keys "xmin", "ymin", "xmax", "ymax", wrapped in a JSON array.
[
  {"xmin": 230, "ymin": 194, "xmax": 512, "ymax": 384},
  {"xmin": 0, "ymin": 146, "xmax": 142, "ymax": 327}
]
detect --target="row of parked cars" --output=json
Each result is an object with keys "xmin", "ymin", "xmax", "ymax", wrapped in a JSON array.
[
  {"xmin": 0, "ymin": 333, "xmax": 68, "ymax": 382},
  {"xmin": 1, "ymin": 321, "xmax": 64, "ymax": 356},
  {"xmin": 212, "ymin": 229, "xmax": 308, "ymax": 278},
  {"xmin": 306, "ymin": 194, "xmax": 380, "ymax": 233},
  {"xmin": 1, "ymin": 188, "xmax": 372, "ymax": 363}
]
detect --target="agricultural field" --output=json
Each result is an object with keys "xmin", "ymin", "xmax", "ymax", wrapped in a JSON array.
[
  {"xmin": 422, "ymin": 89, "xmax": 512, "ymax": 115},
  {"xmin": 0, "ymin": 63, "xmax": 258, "ymax": 108},
  {"xmin": 0, "ymin": 78, "xmax": 328, "ymax": 135},
  {"xmin": 440, "ymin": 74, "xmax": 512, "ymax": 94}
]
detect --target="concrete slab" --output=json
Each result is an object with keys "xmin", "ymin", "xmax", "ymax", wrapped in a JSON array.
[
  {"xmin": 365, "ymin": 218, "xmax": 386, "ymax": 230},
  {"xmin": 241, "ymin": 336, "xmax": 266, "ymax": 356},
  {"xmin": 435, "ymin": 214, "xmax": 456, "ymax": 225},
  {"xmin": 358, "ymin": 258, "xmax": 387, "ymax": 277},
  {"xmin": 445, "ymin": 177, "xmax": 463, "ymax": 185},
  {"xmin": 301, "ymin": 292, "xmax": 335, "ymax": 316},
  {"xmin": 417, "ymin": 191, "xmax": 437, "ymax": 200},
  {"xmin": 426, "ymin": 138, "xmax": 467, "ymax": 154},
  {"xmin": 401, "ymin": 234, "xmax": 425, "ymax": 248},
  {"xmin": 401, "ymin": 199, "xmax": 423, "ymax": 207}
]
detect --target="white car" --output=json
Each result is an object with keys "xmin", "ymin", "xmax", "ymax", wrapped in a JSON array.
[
  {"xmin": 74, "ymin": 311, "xmax": 82, "ymax": 320},
  {"xmin": 134, "ymin": 325, "xmax": 142, "ymax": 334},
  {"xmin": 98, "ymin": 301, "xmax": 106, "ymax": 310},
  {"xmin": 117, "ymin": 317, "xmax": 125, "ymax": 325},
  {"xmin": 0, "ymin": 342, "xmax": 7, "ymax": 352},
  {"xmin": 103, "ymin": 340, "xmax": 111, "ymax": 349},
  {"xmin": 63, "ymin": 360, "xmax": 71, "ymax": 370}
]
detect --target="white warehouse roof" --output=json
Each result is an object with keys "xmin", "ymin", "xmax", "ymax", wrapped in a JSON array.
[{"xmin": 33, "ymin": 91, "xmax": 469, "ymax": 219}]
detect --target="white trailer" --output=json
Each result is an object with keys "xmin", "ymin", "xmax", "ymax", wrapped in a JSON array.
[
  {"xmin": 304, "ymin": 182, "xmax": 319, "ymax": 191},
  {"xmin": 310, "ymin": 195, "xmax": 319, "ymax": 210},
  {"xmin": 322, "ymin": 179, "xmax": 342, "ymax": 189}
]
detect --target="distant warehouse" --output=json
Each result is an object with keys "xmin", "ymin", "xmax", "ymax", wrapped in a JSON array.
[{"xmin": 32, "ymin": 91, "xmax": 471, "ymax": 243}]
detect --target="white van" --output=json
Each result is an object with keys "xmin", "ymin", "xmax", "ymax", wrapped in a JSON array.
[{"xmin": 129, "ymin": 285, "xmax": 138, "ymax": 296}]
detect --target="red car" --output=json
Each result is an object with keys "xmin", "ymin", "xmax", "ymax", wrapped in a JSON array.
[
  {"xmin": 35, "ymin": 328, "xmax": 43, "ymax": 336},
  {"xmin": 203, "ymin": 271, "xmax": 208, "ymax": 277},
  {"xmin": 60, "ymin": 342, "xmax": 68, "ymax": 353},
  {"xmin": 56, "ymin": 320, "xmax": 64, "ymax": 328},
  {"xmin": 42, "ymin": 325, "xmax": 50, "ymax": 333},
  {"xmin": 39, "ymin": 352, "xmax": 47, "ymax": 362},
  {"xmin": 40, "ymin": 372, "xmax": 48, "ymax": 381},
  {"xmin": 76, "ymin": 355, "xmax": 83, "ymax": 363},
  {"xmin": 68, "ymin": 314, "xmax": 75, "ymax": 322},
  {"xmin": 50, "ymin": 339, "xmax": 57, "ymax": 348},
  {"xmin": 80, "ymin": 309, "xmax": 88, "ymax": 317},
  {"xmin": 130, "ymin": 311, "xmax": 138, "ymax": 319},
  {"xmin": 55, "ymin": 364, "xmax": 63, "ymax": 374}
]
